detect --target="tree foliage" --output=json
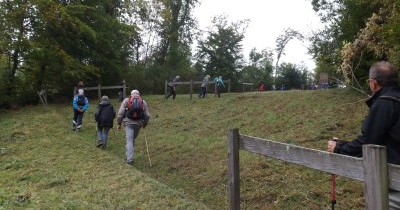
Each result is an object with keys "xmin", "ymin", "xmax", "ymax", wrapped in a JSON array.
[
  {"xmin": 275, "ymin": 63, "xmax": 309, "ymax": 90},
  {"xmin": 195, "ymin": 15, "xmax": 248, "ymax": 88},
  {"xmin": 0, "ymin": 0, "xmax": 139, "ymax": 106},
  {"xmin": 310, "ymin": 0, "xmax": 400, "ymax": 87},
  {"xmin": 241, "ymin": 48, "xmax": 274, "ymax": 87}
]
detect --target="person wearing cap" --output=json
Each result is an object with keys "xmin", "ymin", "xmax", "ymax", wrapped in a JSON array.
[
  {"xmin": 199, "ymin": 74, "xmax": 211, "ymax": 98},
  {"xmin": 117, "ymin": 89, "xmax": 150, "ymax": 165},
  {"xmin": 95, "ymin": 95, "xmax": 116, "ymax": 149},
  {"xmin": 166, "ymin": 75, "xmax": 180, "ymax": 100},
  {"xmin": 72, "ymin": 89, "xmax": 89, "ymax": 131}
]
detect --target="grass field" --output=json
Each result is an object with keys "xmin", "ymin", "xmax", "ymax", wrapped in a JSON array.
[{"xmin": 1, "ymin": 89, "xmax": 369, "ymax": 209}]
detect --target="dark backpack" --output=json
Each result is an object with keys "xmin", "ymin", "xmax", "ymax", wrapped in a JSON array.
[
  {"xmin": 126, "ymin": 96, "xmax": 144, "ymax": 120},
  {"xmin": 77, "ymin": 95, "xmax": 86, "ymax": 106}
]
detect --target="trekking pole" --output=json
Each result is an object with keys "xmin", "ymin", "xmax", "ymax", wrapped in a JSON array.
[
  {"xmin": 143, "ymin": 128, "xmax": 152, "ymax": 167},
  {"xmin": 331, "ymin": 174, "xmax": 336, "ymax": 210}
]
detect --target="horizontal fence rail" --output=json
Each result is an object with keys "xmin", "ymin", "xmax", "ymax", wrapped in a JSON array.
[
  {"xmin": 164, "ymin": 79, "xmax": 231, "ymax": 99},
  {"xmin": 227, "ymin": 128, "xmax": 400, "ymax": 210}
]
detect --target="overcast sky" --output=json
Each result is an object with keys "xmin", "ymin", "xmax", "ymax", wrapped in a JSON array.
[{"xmin": 193, "ymin": 0, "xmax": 324, "ymax": 70}]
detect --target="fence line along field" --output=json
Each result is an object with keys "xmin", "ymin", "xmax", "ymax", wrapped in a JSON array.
[{"xmin": 1, "ymin": 89, "xmax": 372, "ymax": 209}]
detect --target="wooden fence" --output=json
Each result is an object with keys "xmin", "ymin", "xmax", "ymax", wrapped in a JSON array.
[
  {"xmin": 164, "ymin": 79, "xmax": 231, "ymax": 99},
  {"xmin": 78, "ymin": 83, "xmax": 127, "ymax": 99},
  {"xmin": 227, "ymin": 128, "xmax": 400, "ymax": 210},
  {"xmin": 241, "ymin": 82, "xmax": 254, "ymax": 92}
]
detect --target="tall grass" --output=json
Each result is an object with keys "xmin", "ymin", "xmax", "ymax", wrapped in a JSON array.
[{"xmin": 1, "ymin": 89, "xmax": 368, "ymax": 209}]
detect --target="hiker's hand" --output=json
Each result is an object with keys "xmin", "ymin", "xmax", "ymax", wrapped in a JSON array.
[
  {"xmin": 117, "ymin": 124, "xmax": 121, "ymax": 130},
  {"xmin": 327, "ymin": 140, "xmax": 337, "ymax": 153}
]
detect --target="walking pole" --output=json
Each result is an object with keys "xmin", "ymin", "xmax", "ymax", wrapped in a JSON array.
[
  {"xmin": 331, "ymin": 174, "xmax": 336, "ymax": 210},
  {"xmin": 143, "ymin": 128, "xmax": 152, "ymax": 167}
]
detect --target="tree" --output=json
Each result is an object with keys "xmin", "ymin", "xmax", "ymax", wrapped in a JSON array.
[
  {"xmin": 309, "ymin": 0, "xmax": 385, "ymax": 87},
  {"xmin": 0, "ymin": 0, "xmax": 140, "ymax": 106},
  {"xmin": 195, "ymin": 15, "xmax": 248, "ymax": 88},
  {"xmin": 241, "ymin": 48, "xmax": 274, "ymax": 87},
  {"xmin": 153, "ymin": 0, "xmax": 198, "ymax": 74},
  {"xmin": 275, "ymin": 63, "xmax": 309, "ymax": 90}
]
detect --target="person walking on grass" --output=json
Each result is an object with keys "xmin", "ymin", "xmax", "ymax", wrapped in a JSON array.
[
  {"xmin": 166, "ymin": 75, "xmax": 180, "ymax": 100},
  {"xmin": 199, "ymin": 74, "xmax": 211, "ymax": 98},
  {"xmin": 215, "ymin": 75, "xmax": 224, "ymax": 98},
  {"xmin": 95, "ymin": 96, "xmax": 116, "ymax": 149},
  {"xmin": 72, "ymin": 89, "xmax": 89, "ymax": 132},
  {"xmin": 327, "ymin": 61, "xmax": 400, "ymax": 209},
  {"xmin": 117, "ymin": 90, "xmax": 150, "ymax": 165}
]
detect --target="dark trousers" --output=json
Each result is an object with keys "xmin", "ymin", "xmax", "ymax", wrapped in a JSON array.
[
  {"xmin": 216, "ymin": 86, "xmax": 222, "ymax": 98},
  {"xmin": 166, "ymin": 86, "xmax": 176, "ymax": 99},
  {"xmin": 199, "ymin": 87, "xmax": 207, "ymax": 98},
  {"xmin": 73, "ymin": 110, "xmax": 84, "ymax": 129}
]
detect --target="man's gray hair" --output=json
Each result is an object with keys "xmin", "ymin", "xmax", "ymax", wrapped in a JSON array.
[{"xmin": 369, "ymin": 61, "xmax": 399, "ymax": 86}]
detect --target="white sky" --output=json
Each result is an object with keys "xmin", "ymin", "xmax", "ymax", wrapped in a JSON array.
[{"xmin": 193, "ymin": 0, "xmax": 324, "ymax": 70}]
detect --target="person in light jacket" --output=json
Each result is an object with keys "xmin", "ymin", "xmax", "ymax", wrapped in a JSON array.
[{"xmin": 117, "ymin": 90, "xmax": 150, "ymax": 165}]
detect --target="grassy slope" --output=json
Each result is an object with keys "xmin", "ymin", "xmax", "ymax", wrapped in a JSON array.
[{"xmin": 1, "ymin": 89, "xmax": 368, "ymax": 209}]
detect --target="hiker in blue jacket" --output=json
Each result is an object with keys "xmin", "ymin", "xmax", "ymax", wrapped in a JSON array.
[
  {"xmin": 72, "ymin": 89, "xmax": 89, "ymax": 132},
  {"xmin": 215, "ymin": 76, "xmax": 224, "ymax": 98}
]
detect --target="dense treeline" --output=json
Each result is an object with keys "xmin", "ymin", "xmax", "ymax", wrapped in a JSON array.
[
  {"xmin": 310, "ymin": 0, "xmax": 400, "ymax": 90},
  {"xmin": 4, "ymin": 0, "xmax": 396, "ymax": 107}
]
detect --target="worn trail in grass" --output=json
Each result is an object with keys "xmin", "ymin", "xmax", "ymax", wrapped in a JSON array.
[{"xmin": 1, "ymin": 89, "xmax": 368, "ymax": 209}]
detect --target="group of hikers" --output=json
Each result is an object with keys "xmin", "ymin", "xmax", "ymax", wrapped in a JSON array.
[
  {"xmin": 165, "ymin": 75, "xmax": 225, "ymax": 100},
  {"xmin": 70, "ymin": 60, "xmax": 400, "ymax": 208},
  {"xmin": 72, "ymin": 84, "xmax": 149, "ymax": 165}
]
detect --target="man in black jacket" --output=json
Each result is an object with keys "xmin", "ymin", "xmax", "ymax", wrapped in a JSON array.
[{"xmin": 327, "ymin": 61, "xmax": 400, "ymax": 209}]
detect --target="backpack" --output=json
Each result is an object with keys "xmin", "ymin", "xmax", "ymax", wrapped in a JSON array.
[
  {"xmin": 77, "ymin": 95, "xmax": 86, "ymax": 106},
  {"xmin": 126, "ymin": 96, "xmax": 144, "ymax": 120}
]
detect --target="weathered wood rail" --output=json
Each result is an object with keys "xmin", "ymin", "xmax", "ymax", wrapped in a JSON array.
[
  {"xmin": 164, "ymin": 79, "xmax": 231, "ymax": 99},
  {"xmin": 227, "ymin": 128, "xmax": 400, "ymax": 210},
  {"xmin": 75, "ymin": 83, "xmax": 127, "ymax": 99}
]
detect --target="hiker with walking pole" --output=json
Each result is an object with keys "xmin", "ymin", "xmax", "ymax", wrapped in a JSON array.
[
  {"xmin": 327, "ymin": 61, "xmax": 400, "ymax": 209},
  {"xmin": 117, "ymin": 89, "xmax": 150, "ymax": 165}
]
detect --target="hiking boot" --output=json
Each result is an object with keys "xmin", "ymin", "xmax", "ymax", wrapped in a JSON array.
[{"xmin": 126, "ymin": 161, "xmax": 134, "ymax": 165}]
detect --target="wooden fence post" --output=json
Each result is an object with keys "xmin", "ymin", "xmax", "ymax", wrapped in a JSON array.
[
  {"xmin": 190, "ymin": 79, "xmax": 193, "ymax": 100},
  {"xmin": 363, "ymin": 145, "xmax": 389, "ymax": 210},
  {"xmin": 228, "ymin": 128, "xmax": 240, "ymax": 210},
  {"xmin": 165, "ymin": 80, "xmax": 168, "ymax": 98},
  {"xmin": 97, "ymin": 84, "xmax": 101, "ymax": 99},
  {"xmin": 123, "ymin": 80, "xmax": 126, "ymax": 98}
]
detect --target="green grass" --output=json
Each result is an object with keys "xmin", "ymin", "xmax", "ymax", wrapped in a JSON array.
[{"xmin": 1, "ymin": 89, "xmax": 369, "ymax": 209}]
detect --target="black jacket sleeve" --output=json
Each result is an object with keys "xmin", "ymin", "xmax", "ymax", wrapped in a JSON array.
[{"xmin": 335, "ymin": 99, "xmax": 396, "ymax": 157}]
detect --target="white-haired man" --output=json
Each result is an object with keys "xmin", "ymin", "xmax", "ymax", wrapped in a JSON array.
[{"xmin": 117, "ymin": 89, "xmax": 150, "ymax": 165}]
